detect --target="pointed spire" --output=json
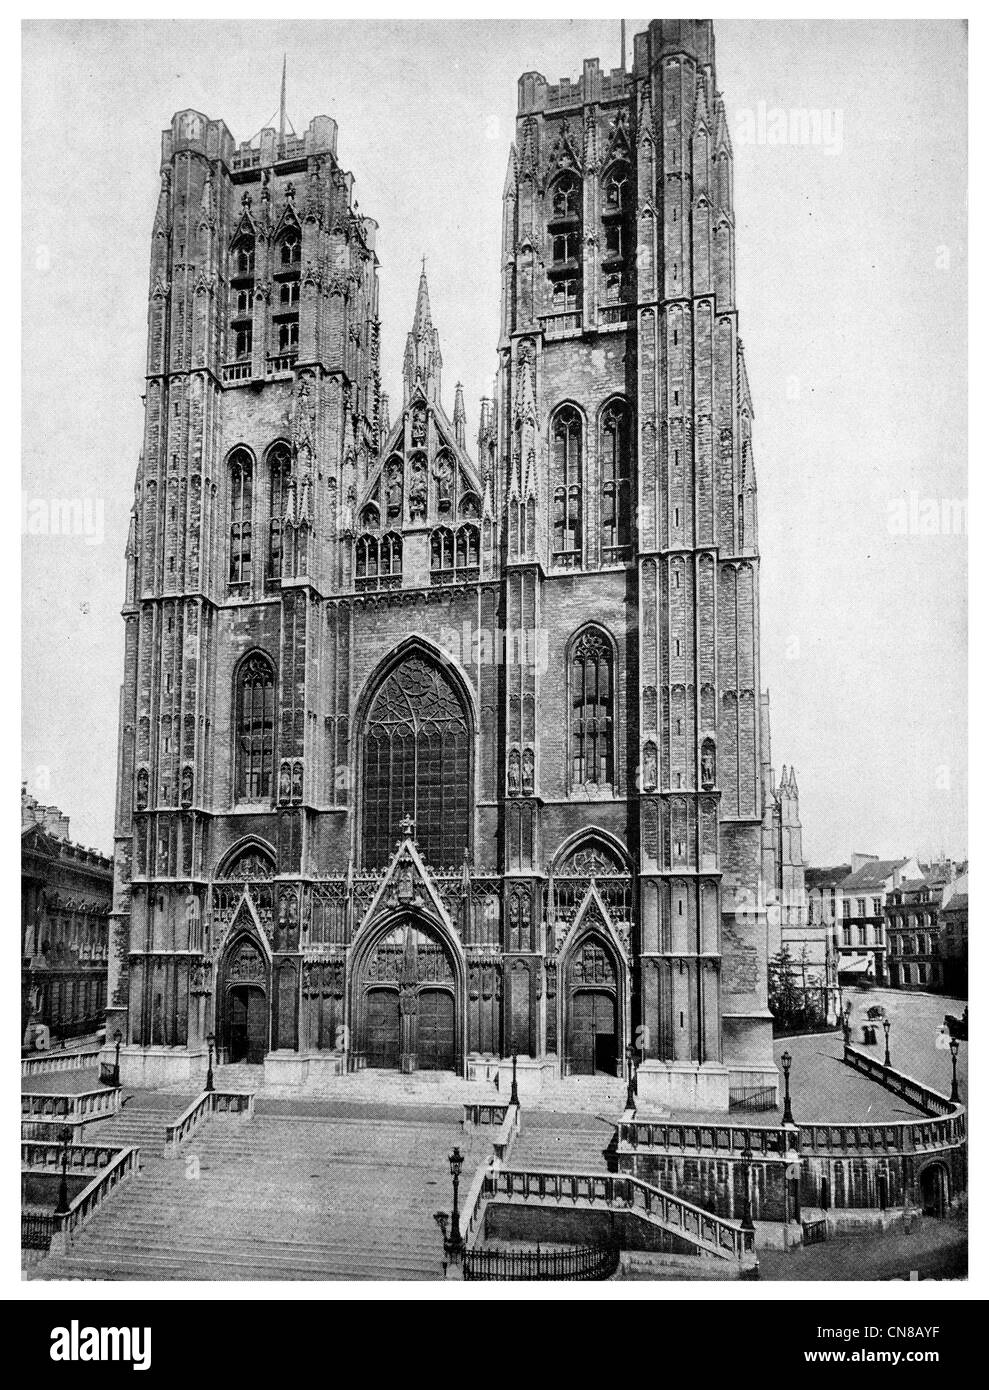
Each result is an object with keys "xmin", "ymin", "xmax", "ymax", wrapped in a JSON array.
[
  {"xmin": 403, "ymin": 263, "xmax": 442, "ymax": 405},
  {"xmin": 413, "ymin": 258, "xmax": 432, "ymax": 336},
  {"xmin": 278, "ymin": 54, "xmax": 287, "ymax": 153},
  {"xmin": 453, "ymin": 381, "xmax": 466, "ymax": 450}
]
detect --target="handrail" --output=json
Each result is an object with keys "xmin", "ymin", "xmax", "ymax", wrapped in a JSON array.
[
  {"xmin": 22, "ymin": 1139, "xmax": 129, "ymax": 1172},
  {"xmin": 22, "ymin": 1048, "xmax": 101, "ymax": 1077},
  {"xmin": 165, "ymin": 1090, "xmax": 255, "ymax": 1155},
  {"xmin": 842, "ymin": 1045, "xmax": 955, "ymax": 1116},
  {"xmin": 21, "ymin": 1088, "xmax": 121, "ymax": 1122},
  {"xmin": 486, "ymin": 1167, "xmax": 754, "ymax": 1262},
  {"xmin": 54, "ymin": 1146, "xmax": 139, "ymax": 1250},
  {"xmin": 462, "ymin": 1103, "xmax": 509, "ymax": 1128},
  {"xmin": 459, "ymin": 1103, "xmax": 521, "ymax": 1248}
]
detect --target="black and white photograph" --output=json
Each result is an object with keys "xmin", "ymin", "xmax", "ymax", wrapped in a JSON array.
[{"xmin": 15, "ymin": 6, "xmax": 975, "ymax": 1332}]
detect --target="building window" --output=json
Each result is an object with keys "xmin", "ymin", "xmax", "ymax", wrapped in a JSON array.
[
  {"xmin": 872, "ymin": 897, "xmax": 881, "ymax": 916},
  {"xmin": 361, "ymin": 653, "xmax": 470, "ymax": 870},
  {"xmin": 430, "ymin": 525, "xmax": 478, "ymax": 582},
  {"xmin": 234, "ymin": 325, "xmax": 253, "ymax": 360},
  {"xmin": 267, "ymin": 442, "xmax": 291, "ymax": 580},
  {"xmin": 552, "ymin": 231, "xmax": 580, "ymax": 264},
  {"xmin": 552, "ymin": 278, "xmax": 579, "ymax": 314},
  {"xmin": 600, "ymin": 399, "xmax": 632, "ymax": 561},
  {"xmin": 550, "ymin": 174, "xmax": 580, "ymax": 220},
  {"xmin": 857, "ymin": 898, "xmax": 866, "ymax": 917},
  {"xmin": 569, "ymin": 626, "xmax": 615, "ymax": 787},
  {"xmin": 551, "ymin": 405, "xmax": 582, "ymax": 564},
  {"xmin": 857, "ymin": 925, "xmax": 867, "ymax": 946},
  {"xmin": 842, "ymin": 925, "xmax": 851, "ymax": 946},
  {"xmin": 228, "ymin": 448, "xmax": 253, "ymax": 584},
  {"xmin": 357, "ymin": 532, "xmax": 402, "ymax": 590},
  {"xmin": 277, "ymin": 319, "xmax": 299, "ymax": 353},
  {"xmin": 235, "ymin": 652, "xmax": 276, "ymax": 802},
  {"xmin": 842, "ymin": 900, "xmax": 850, "ymax": 919},
  {"xmin": 232, "ymin": 239, "xmax": 255, "ymax": 279},
  {"xmin": 279, "ymin": 280, "xmax": 300, "ymax": 308}
]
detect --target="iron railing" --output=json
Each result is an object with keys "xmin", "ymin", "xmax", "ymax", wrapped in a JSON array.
[
  {"xmin": 463, "ymin": 1239, "xmax": 620, "ymax": 1281},
  {"xmin": 21, "ymin": 1212, "xmax": 56, "ymax": 1251},
  {"xmin": 802, "ymin": 1217, "xmax": 828, "ymax": 1247},
  {"xmin": 729, "ymin": 1086, "xmax": 777, "ymax": 1113}
]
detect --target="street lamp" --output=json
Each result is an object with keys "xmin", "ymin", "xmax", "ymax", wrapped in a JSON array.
[
  {"xmin": 842, "ymin": 1001, "xmax": 852, "ymax": 1047},
  {"xmin": 447, "ymin": 1146, "xmax": 465, "ymax": 1261},
  {"xmin": 55, "ymin": 1123, "xmax": 72, "ymax": 1215},
  {"xmin": 205, "ymin": 1032, "xmax": 215, "ymax": 1092},
  {"xmin": 433, "ymin": 1211, "xmax": 450, "ymax": 1276},
  {"xmin": 781, "ymin": 1050, "xmax": 794, "ymax": 1126},
  {"xmin": 882, "ymin": 1015, "xmax": 891, "ymax": 1069},
  {"xmin": 949, "ymin": 1036, "xmax": 961, "ymax": 1103},
  {"xmin": 740, "ymin": 1145, "xmax": 755, "ymax": 1233},
  {"xmin": 112, "ymin": 1028, "xmax": 122, "ymax": 1088},
  {"xmin": 625, "ymin": 1042, "xmax": 637, "ymax": 1112},
  {"xmin": 509, "ymin": 1038, "xmax": 520, "ymax": 1109}
]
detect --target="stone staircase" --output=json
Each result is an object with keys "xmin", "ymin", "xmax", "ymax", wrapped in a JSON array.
[
  {"xmin": 30, "ymin": 1106, "xmax": 487, "ymax": 1281},
  {"xmin": 508, "ymin": 1112, "xmax": 616, "ymax": 1172},
  {"xmin": 80, "ymin": 1092, "xmax": 199, "ymax": 1158}
]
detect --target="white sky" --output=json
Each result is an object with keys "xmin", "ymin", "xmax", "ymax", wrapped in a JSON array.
[{"xmin": 20, "ymin": 17, "xmax": 967, "ymax": 866}]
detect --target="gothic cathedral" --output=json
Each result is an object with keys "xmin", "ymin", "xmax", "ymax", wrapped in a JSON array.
[{"xmin": 107, "ymin": 18, "xmax": 782, "ymax": 1110}]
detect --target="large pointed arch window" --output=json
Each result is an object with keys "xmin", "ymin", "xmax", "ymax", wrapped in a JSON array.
[
  {"xmin": 552, "ymin": 405, "xmax": 582, "ymax": 566},
  {"xmin": 600, "ymin": 400, "xmax": 632, "ymax": 562},
  {"xmin": 228, "ymin": 448, "xmax": 253, "ymax": 585},
  {"xmin": 569, "ymin": 627, "xmax": 615, "ymax": 788},
  {"xmin": 235, "ymin": 653, "xmax": 276, "ymax": 802},
  {"xmin": 361, "ymin": 654, "xmax": 470, "ymax": 869},
  {"xmin": 267, "ymin": 442, "xmax": 291, "ymax": 581}
]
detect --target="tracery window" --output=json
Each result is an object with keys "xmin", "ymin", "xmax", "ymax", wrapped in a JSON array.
[
  {"xmin": 361, "ymin": 655, "xmax": 470, "ymax": 869},
  {"xmin": 569, "ymin": 627, "xmax": 615, "ymax": 787},
  {"xmin": 550, "ymin": 174, "xmax": 581, "ymax": 220},
  {"xmin": 551, "ymin": 405, "xmax": 582, "ymax": 565},
  {"xmin": 228, "ymin": 448, "xmax": 253, "ymax": 585},
  {"xmin": 235, "ymin": 653, "xmax": 276, "ymax": 802},
  {"xmin": 600, "ymin": 400, "xmax": 632, "ymax": 561},
  {"xmin": 356, "ymin": 532, "xmax": 402, "ymax": 591},
  {"xmin": 430, "ymin": 525, "xmax": 478, "ymax": 584},
  {"xmin": 267, "ymin": 442, "xmax": 291, "ymax": 580}
]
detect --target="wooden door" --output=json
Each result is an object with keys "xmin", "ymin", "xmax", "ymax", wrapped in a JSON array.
[
  {"xmin": 417, "ymin": 989, "xmax": 455, "ymax": 1071},
  {"xmin": 366, "ymin": 988, "xmax": 401, "ymax": 1069},
  {"xmin": 229, "ymin": 988, "xmax": 249, "ymax": 1063},
  {"xmin": 246, "ymin": 988, "xmax": 268, "ymax": 1064},
  {"xmin": 570, "ymin": 991, "xmax": 617, "ymax": 1075}
]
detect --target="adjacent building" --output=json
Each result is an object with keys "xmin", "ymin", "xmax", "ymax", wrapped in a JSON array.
[
  {"xmin": 836, "ymin": 854, "xmax": 920, "ymax": 985},
  {"xmin": 21, "ymin": 785, "xmax": 112, "ymax": 1045},
  {"xmin": 886, "ymin": 861, "xmax": 965, "ymax": 994},
  {"xmin": 939, "ymin": 874, "xmax": 968, "ymax": 997}
]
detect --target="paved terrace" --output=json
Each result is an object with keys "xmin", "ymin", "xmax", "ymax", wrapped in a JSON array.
[{"xmin": 22, "ymin": 987, "xmax": 966, "ymax": 1122}]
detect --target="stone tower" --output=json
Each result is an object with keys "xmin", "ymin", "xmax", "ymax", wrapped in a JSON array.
[
  {"xmin": 106, "ymin": 108, "xmax": 380, "ymax": 1085},
  {"xmin": 497, "ymin": 18, "xmax": 774, "ymax": 1106}
]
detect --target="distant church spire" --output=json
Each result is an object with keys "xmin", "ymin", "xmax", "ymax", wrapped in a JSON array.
[
  {"xmin": 278, "ymin": 55, "xmax": 287, "ymax": 152},
  {"xmin": 403, "ymin": 263, "xmax": 443, "ymax": 406}
]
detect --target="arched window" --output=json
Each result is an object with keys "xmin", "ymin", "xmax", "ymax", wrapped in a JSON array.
[
  {"xmin": 551, "ymin": 406, "xmax": 582, "ymax": 565},
  {"xmin": 550, "ymin": 173, "xmax": 581, "ymax": 220},
  {"xmin": 430, "ymin": 527, "xmax": 455, "ymax": 580},
  {"xmin": 231, "ymin": 236, "xmax": 255, "ymax": 279},
  {"xmin": 267, "ymin": 442, "xmax": 291, "ymax": 580},
  {"xmin": 600, "ymin": 400, "xmax": 632, "ymax": 561},
  {"xmin": 569, "ymin": 627, "xmax": 615, "ymax": 787},
  {"xmin": 228, "ymin": 449, "xmax": 253, "ymax": 585},
  {"xmin": 361, "ymin": 653, "xmax": 470, "ymax": 869},
  {"xmin": 380, "ymin": 532, "xmax": 403, "ymax": 581},
  {"xmin": 279, "ymin": 232, "xmax": 301, "ymax": 268},
  {"xmin": 235, "ymin": 653, "xmax": 276, "ymax": 802},
  {"xmin": 355, "ymin": 535, "xmax": 378, "ymax": 588}
]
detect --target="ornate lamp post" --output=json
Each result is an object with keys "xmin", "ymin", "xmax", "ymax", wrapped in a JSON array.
[
  {"xmin": 882, "ymin": 1015, "xmax": 891, "ymax": 1069},
  {"xmin": 447, "ymin": 1146, "xmax": 465, "ymax": 1261},
  {"xmin": 55, "ymin": 1123, "xmax": 72, "ymax": 1216},
  {"xmin": 625, "ymin": 1042, "xmax": 637, "ymax": 1112},
  {"xmin": 205, "ymin": 1031, "xmax": 215, "ymax": 1092},
  {"xmin": 509, "ymin": 1038, "xmax": 520, "ymax": 1108},
  {"xmin": 112, "ymin": 1028, "xmax": 122, "ymax": 1088},
  {"xmin": 781, "ymin": 1050, "xmax": 794, "ymax": 1126},
  {"xmin": 949, "ymin": 1036, "xmax": 961, "ymax": 1103},
  {"xmin": 740, "ymin": 1145, "xmax": 755, "ymax": 1232},
  {"xmin": 842, "ymin": 1001, "xmax": 852, "ymax": 1046}
]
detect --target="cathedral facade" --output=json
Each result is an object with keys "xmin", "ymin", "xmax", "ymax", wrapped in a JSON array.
[{"xmin": 107, "ymin": 18, "xmax": 782, "ymax": 1110}]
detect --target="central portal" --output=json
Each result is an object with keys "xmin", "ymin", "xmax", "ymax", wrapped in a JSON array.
[{"xmin": 355, "ymin": 917, "xmax": 459, "ymax": 1073}]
